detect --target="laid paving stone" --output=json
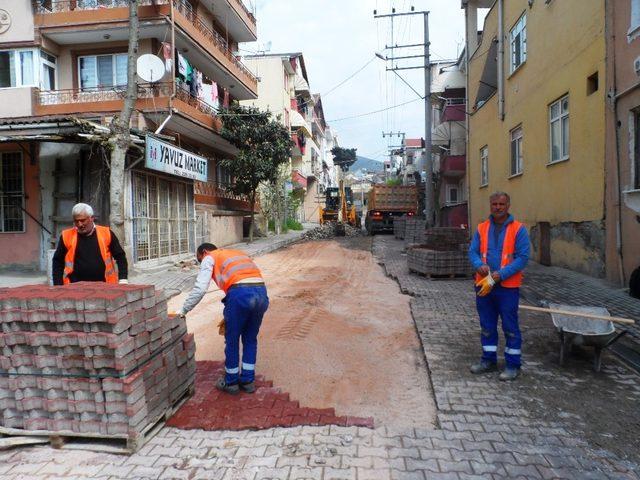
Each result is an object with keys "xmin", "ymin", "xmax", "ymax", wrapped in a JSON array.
[{"xmin": 166, "ymin": 361, "xmax": 373, "ymax": 431}]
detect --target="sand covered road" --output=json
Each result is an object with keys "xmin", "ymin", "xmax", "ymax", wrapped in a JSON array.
[{"xmin": 168, "ymin": 236, "xmax": 436, "ymax": 428}]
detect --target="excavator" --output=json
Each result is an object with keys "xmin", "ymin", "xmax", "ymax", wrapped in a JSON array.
[{"xmin": 319, "ymin": 180, "xmax": 359, "ymax": 234}]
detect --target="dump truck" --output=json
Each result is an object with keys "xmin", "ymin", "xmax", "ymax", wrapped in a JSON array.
[{"xmin": 365, "ymin": 184, "xmax": 418, "ymax": 235}]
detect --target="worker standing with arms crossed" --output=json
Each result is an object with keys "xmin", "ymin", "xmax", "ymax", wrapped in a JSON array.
[
  {"xmin": 52, "ymin": 203, "xmax": 128, "ymax": 285},
  {"xmin": 468, "ymin": 192, "xmax": 530, "ymax": 381},
  {"xmin": 177, "ymin": 243, "xmax": 269, "ymax": 395}
]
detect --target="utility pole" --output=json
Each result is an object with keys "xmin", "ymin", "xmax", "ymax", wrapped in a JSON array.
[{"xmin": 374, "ymin": 7, "xmax": 433, "ymax": 226}]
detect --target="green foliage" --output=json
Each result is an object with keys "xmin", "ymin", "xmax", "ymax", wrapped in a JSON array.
[
  {"xmin": 331, "ymin": 146, "xmax": 358, "ymax": 172},
  {"xmin": 285, "ymin": 218, "xmax": 303, "ymax": 231},
  {"xmin": 386, "ymin": 178, "xmax": 402, "ymax": 186},
  {"xmin": 219, "ymin": 104, "xmax": 293, "ymax": 198}
]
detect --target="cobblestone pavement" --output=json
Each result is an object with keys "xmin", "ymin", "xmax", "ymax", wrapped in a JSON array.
[
  {"xmin": 1, "ymin": 235, "xmax": 639, "ymax": 479},
  {"xmin": 521, "ymin": 263, "xmax": 640, "ymax": 341}
]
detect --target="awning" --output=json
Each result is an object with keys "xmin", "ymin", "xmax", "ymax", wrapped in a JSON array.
[
  {"xmin": 290, "ymin": 110, "xmax": 312, "ymax": 137},
  {"xmin": 292, "ymin": 170, "xmax": 307, "ymax": 189},
  {"xmin": 294, "ymin": 74, "xmax": 310, "ymax": 93}
]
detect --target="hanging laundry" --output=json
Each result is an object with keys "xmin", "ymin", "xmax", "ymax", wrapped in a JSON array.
[
  {"xmin": 211, "ymin": 81, "xmax": 219, "ymax": 103},
  {"xmin": 195, "ymin": 70, "xmax": 203, "ymax": 100},
  {"xmin": 223, "ymin": 88, "xmax": 229, "ymax": 108},
  {"xmin": 162, "ymin": 42, "xmax": 173, "ymax": 72},
  {"xmin": 178, "ymin": 53, "xmax": 188, "ymax": 78}
]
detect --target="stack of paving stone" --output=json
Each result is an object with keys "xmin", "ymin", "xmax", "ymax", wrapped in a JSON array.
[
  {"xmin": 393, "ymin": 216, "xmax": 406, "ymax": 239},
  {"xmin": 0, "ymin": 282, "xmax": 195, "ymax": 448},
  {"xmin": 403, "ymin": 218, "xmax": 427, "ymax": 246},
  {"xmin": 407, "ymin": 227, "xmax": 473, "ymax": 277}
]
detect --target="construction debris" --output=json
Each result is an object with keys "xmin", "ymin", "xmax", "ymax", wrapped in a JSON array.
[
  {"xmin": 301, "ymin": 223, "xmax": 363, "ymax": 241},
  {"xmin": 0, "ymin": 282, "xmax": 195, "ymax": 452}
]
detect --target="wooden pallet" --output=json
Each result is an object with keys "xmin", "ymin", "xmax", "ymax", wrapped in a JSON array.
[
  {"xmin": 409, "ymin": 268, "xmax": 472, "ymax": 280},
  {"xmin": 0, "ymin": 384, "xmax": 194, "ymax": 454}
]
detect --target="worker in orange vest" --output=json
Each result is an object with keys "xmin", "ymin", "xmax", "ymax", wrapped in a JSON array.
[
  {"xmin": 178, "ymin": 243, "xmax": 269, "ymax": 395},
  {"xmin": 52, "ymin": 203, "xmax": 128, "ymax": 286},
  {"xmin": 468, "ymin": 192, "xmax": 530, "ymax": 381}
]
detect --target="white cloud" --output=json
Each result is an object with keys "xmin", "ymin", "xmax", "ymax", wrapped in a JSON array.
[{"xmin": 243, "ymin": 1, "xmax": 466, "ymax": 161}]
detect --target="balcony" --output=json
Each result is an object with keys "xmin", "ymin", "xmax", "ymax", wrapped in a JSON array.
[
  {"xmin": 172, "ymin": 0, "xmax": 258, "ymax": 99},
  {"xmin": 33, "ymin": 0, "xmax": 257, "ymax": 99},
  {"xmin": 33, "ymin": 83, "xmax": 222, "ymax": 132},
  {"xmin": 439, "ymin": 155, "xmax": 466, "ymax": 178},
  {"xmin": 194, "ymin": 181, "xmax": 253, "ymax": 211},
  {"xmin": 199, "ymin": 0, "xmax": 256, "ymax": 42},
  {"xmin": 441, "ymin": 98, "xmax": 466, "ymax": 122}
]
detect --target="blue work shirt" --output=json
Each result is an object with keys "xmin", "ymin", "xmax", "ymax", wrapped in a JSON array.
[{"xmin": 468, "ymin": 214, "xmax": 530, "ymax": 281}]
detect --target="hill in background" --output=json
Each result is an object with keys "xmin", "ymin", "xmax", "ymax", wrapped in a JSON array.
[{"xmin": 349, "ymin": 156, "xmax": 384, "ymax": 173}]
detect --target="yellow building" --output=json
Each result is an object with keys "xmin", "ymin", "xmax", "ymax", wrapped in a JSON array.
[{"xmin": 463, "ymin": 0, "xmax": 607, "ymax": 277}]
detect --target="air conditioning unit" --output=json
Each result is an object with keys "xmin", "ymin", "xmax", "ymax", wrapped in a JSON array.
[{"xmin": 634, "ymin": 57, "xmax": 640, "ymax": 76}]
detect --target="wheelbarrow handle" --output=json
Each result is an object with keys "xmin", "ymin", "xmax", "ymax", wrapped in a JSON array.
[{"xmin": 520, "ymin": 305, "xmax": 635, "ymax": 326}]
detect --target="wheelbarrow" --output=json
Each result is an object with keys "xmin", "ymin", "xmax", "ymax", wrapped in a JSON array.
[{"xmin": 547, "ymin": 303, "xmax": 627, "ymax": 372}]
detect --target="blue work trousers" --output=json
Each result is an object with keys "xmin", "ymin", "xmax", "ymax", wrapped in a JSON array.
[
  {"xmin": 222, "ymin": 285, "xmax": 269, "ymax": 384},
  {"xmin": 475, "ymin": 285, "xmax": 522, "ymax": 369}
]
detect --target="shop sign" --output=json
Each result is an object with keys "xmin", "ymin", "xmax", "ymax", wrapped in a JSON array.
[{"xmin": 145, "ymin": 135, "xmax": 208, "ymax": 181}]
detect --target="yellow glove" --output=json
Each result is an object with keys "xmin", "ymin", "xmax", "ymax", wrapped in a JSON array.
[
  {"xmin": 475, "ymin": 272, "xmax": 495, "ymax": 297},
  {"xmin": 217, "ymin": 318, "xmax": 226, "ymax": 336}
]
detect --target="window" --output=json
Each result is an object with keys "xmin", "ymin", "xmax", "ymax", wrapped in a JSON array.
[
  {"xmin": 631, "ymin": 0, "xmax": 640, "ymax": 34},
  {"xmin": 446, "ymin": 184, "xmax": 459, "ymax": 204},
  {"xmin": 0, "ymin": 152, "xmax": 25, "ymax": 233},
  {"xmin": 480, "ymin": 146, "xmax": 489, "ymax": 186},
  {"xmin": 79, "ymin": 54, "xmax": 127, "ymax": 90},
  {"xmin": 40, "ymin": 51, "xmax": 56, "ymax": 90},
  {"xmin": 549, "ymin": 95, "xmax": 569, "ymax": 163},
  {"xmin": 510, "ymin": 126, "xmax": 523, "ymax": 176},
  {"xmin": 0, "ymin": 50, "xmax": 36, "ymax": 88},
  {"xmin": 510, "ymin": 14, "xmax": 527, "ymax": 73},
  {"xmin": 217, "ymin": 163, "xmax": 233, "ymax": 186},
  {"xmin": 587, "ymin": 72, "xmax": 598, "ymax": 95}
]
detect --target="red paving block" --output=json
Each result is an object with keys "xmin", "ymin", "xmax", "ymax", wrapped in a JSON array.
[{"xmin": 166, "ymin": 361, "xmax": 374, "ymax": 431}]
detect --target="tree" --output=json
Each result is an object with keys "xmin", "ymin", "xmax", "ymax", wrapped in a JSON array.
[
  {"xmin": 331, "ymin": 146, "xmax": 357, "ymax": 172},
  {"xmin": 219, "ymin": 104, "xmax": 293, "ymax": 242},
  {"xmin": 108, "ymin": 0, "xmax": 139, "ymax": 242}
]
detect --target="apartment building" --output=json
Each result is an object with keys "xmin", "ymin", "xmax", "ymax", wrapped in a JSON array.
[
  {"xmin": 463, "ymin": 0, "xmax": 607, "ymax": 278},
  {"xmin": 431, "ymin": 58, "xmax": 468, "ymax": 228},
  {"xmin": 0, "ymin": 0, "xmax": 258, "ymax": 272},
  {"xmin": 604, "ymin": 0, "xmax": 640, "ymax": 286},
  {"xmin": 242, "ymin": 52, "xmax": 333, "ymax": 224}
]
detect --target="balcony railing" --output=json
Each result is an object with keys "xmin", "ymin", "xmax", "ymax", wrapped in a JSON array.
[
  {"xmin": 35, "ymin": 83, "xmax": 222, "ymax": 125},
  {"xmin": 444, "ymin": 97, "xmax": 465, "ymax": 105},
  {"xmin": 36, "ymin": 82, "xmax": 173, "ymax": 105},
  {"xmin": 194, "ymin": 181, "xmax": 250, "ymax": 204},
  {"xmin": 231, "ymin": 0, "xmax": 255, "ymax": 24},
  {"xmin": 33, "ymin": 0, "xmax": 159, "ymax": 13},
  {"xmin": 172, "ymin": 0, "xmax": 257, "ymax": 86}
]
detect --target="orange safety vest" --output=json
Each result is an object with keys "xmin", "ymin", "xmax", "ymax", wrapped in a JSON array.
[
  {"xmin": 61, "ymin": 225, "xmax": 118, "ymax": 285},
  {"xmin": 475, "ymin": 219, "xmax": 524, "ymax": 288},
  {"xmin": 208, "ymin": 249, "xmax": 263, "ymax": 294}
]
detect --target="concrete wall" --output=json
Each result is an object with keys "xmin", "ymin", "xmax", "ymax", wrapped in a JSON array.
[
  {"xmin": 0, "ymin": 87, "xmax": 35, "ymax": 118},
  {"xmin": 605, "ymin": 0, "xmax": 640, "ymax": 285},
  {"xmin": 0, "ymin": 1, "xmax": 35, "ymax": 43},
  {"xmin": 467, "ymin": 0, "xmax": 607, "ymax": 276},
  {"xmin": 198, "ymin": 209, "xmax": 243, "ymax": 247},
  {"xmin": 0, "ymin": 143, "xmax": 40, "ymax": 271}
]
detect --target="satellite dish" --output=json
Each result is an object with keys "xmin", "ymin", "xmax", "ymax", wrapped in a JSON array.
[{"xmin": 137, "ymin": 54, "xmax": 165, "ymax": 83}]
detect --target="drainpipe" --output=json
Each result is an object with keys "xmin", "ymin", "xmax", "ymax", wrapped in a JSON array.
[
  {"xmin": 609, "ymin": 0, "xmax": 626, "ymax": 285},
  {"xmin": 497, "ymin": 0, "xmax": 505, "ymax": 121}
]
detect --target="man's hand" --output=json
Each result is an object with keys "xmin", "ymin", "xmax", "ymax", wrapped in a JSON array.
[
  {"xmin": 476, "ymin": 264, "xmax": 490, "ymax": 276},
  {"xmin": 491, "ymin": 271, "xmax": 501, "ymax": 283}
]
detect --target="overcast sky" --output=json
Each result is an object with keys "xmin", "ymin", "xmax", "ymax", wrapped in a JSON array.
[{"xmin": 242, "ymin": 1, "xmax": 468, "ymax": 162}]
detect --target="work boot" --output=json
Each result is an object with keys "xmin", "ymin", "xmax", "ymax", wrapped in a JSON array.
[
  {"xmin": 469, "ymin": 360, "xmax": 497, "ymax": 374},
  {"xmin": 499, "ymin": 367, "xmax": 520, "ymax": 381},
  {"xmin": 216, "ymin": 377, "xmax": 239, "ymax": 395},
  {"xmin": 239, "ymin": 381, "xmax": 256, "ymax": 394}
]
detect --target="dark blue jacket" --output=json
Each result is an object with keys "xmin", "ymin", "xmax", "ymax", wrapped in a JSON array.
[{"xmin": 468, "ymin": 214, "xmax": 530, "ymax": 281}]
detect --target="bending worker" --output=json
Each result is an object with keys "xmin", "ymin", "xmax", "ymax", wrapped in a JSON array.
[
  {"xmin": 52, "ymin": 203, "xmax": 128, "ymax": 285},
  {"xmin": 178, "ymin": 243, "xmax": 269, "ymax": 395},
  {"xmin": 468, "ymin": 192, "xmax": 529, "ymax": 381}
]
